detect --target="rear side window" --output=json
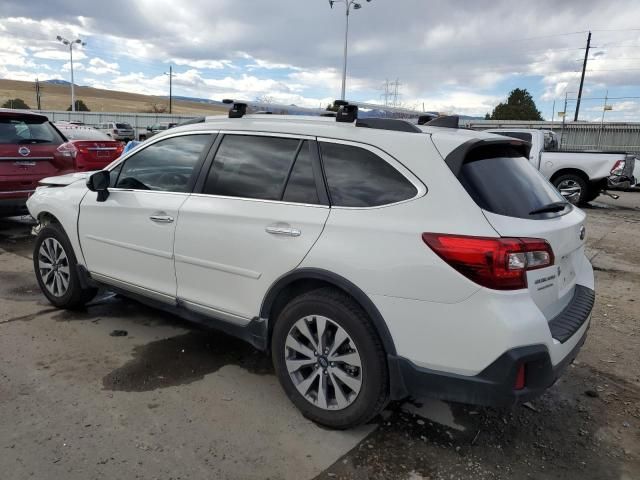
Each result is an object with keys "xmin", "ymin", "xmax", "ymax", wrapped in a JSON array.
[
  {"xmin": 459, "ymin": 145, "xmax": 566, "ymax": 219},
  {"xmin": 204, "ymin": 135, "xmax": 300, "ymax": 200},
  {"xmin": 319, "ymin": 142, "xmax": 417, "ymax": 207},
  {"xmin": 0, "ymin": 118, "xmax": 64, "ymax": 145}
]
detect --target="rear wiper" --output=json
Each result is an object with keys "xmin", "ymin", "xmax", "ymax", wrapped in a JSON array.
[{"xmin": 529, "ymin": 201, "xmax": 569, "ymax": 215}]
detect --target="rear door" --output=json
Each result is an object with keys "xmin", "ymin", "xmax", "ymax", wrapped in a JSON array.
[
  {"xmin": 174, "ymin": 133, "xmax": 330, "ymax": 323},
  {"xmin": 457, "ymin": 144, "xmax": 588, "ymax": 320}
]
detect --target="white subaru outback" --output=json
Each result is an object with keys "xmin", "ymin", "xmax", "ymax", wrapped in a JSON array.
[{"xmin": 27, "ymin": 104, "xmax": 594, "ymax": 429}]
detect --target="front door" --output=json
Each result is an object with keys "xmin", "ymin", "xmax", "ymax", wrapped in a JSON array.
[{"xmin": 79, "ymin": 133, "xmax": 214, "ymax": 299}]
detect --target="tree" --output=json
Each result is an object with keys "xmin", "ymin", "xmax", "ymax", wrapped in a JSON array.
[
  {"xmin": 66, "ymin": 100, "xmax": 90, "ymax": 111},
  {"xmin": 489, "ymin": 88, "xmax": 543, "ymax": 121},
  {"xmin": 484, "ymin": 113, "xmax": 491, "ymax": 120},
  {"xmin": 2, "ymin": 98, "xmax": 30, "ymax": 109}
]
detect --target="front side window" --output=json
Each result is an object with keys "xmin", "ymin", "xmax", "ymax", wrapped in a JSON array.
[
  {"xmin": 204, "ymin": 135, "xmax": 300, "ymax": 200},
  {"xmin": 319, "ymin": 142, "xmax": 417, "ymax": 207},
  {"xmin": 114, "ymin": 134, "xmax": 210, "ymax": 192}
]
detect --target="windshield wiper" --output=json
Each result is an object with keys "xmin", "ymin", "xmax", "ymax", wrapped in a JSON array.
[{"xmin": 529, "ymin": 201, "xmax": 569, "ymax": 215}]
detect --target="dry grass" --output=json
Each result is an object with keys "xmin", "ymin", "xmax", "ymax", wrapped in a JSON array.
[{"xmin": 0, "ymin": 79, "xmax": 227, "ymax": 115}]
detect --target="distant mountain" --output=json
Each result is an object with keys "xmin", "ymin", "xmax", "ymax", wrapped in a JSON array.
[
  {"xmin": 171, "ymin": 95, "xmax": 225, "ymax": 106},
  {"xmin": 43, "ymin": 79, "xmax": 72, "ymax": 86}
]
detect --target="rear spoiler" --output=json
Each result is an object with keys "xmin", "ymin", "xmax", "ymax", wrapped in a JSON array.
[{"xmin": 444, "ymin": 138, "xmax": 531, "ymax": 177}]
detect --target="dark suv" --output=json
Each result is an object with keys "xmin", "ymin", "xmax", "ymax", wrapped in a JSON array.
[{"xmin": 0, "ymin": 109, "xmax": 69, "ymax": 217}]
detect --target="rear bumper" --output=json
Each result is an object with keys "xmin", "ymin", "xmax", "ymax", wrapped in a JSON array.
[
  {"xmin": 0, "ymin": 191, "xmax": 33, "ymax": 215},
  {"xmin": 391, "ymin": 324, "xmax": 588, "ymax": 406}
]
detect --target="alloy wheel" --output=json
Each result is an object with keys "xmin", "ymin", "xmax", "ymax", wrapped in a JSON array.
[
  {"xmin": 285, "ymin": 315, "xmax": 363, "ymax": 410},
  {"xmin": 557, "ymin": 179, "xmax": 582, "ymax": 204},
  {"xmin": 38, "ymin": 237, "xmax": 70, "ymax": 297}
]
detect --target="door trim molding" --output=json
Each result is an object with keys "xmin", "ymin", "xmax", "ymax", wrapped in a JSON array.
[
  {"xmin": 84, "ymin": 234, "xmax": 173, "ymax": 259},
  {"xmin": 175, "ymin": 253, "xmax": 262, "ymax": 279},
  {"xmin": 178, "ymin": 299, "xmax": 251, "ymax": 326}
]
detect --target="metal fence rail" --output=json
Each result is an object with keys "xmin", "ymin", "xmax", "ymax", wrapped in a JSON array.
[
  {"xmin": 35, "ymin": 110, "xmax": 203, "ymax": 132},
  {"xmin": 464, "ymin": 120, "xmax": 640, "ymax": 154}
]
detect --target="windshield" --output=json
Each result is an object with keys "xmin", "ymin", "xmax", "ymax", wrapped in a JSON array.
[
  {"xmin": 459, "ymin": 145, "xmax": 567, "ymax": 219},
  {"xmin": 57, "ymin": 127, "xmax": 113, "ymax": 141}
]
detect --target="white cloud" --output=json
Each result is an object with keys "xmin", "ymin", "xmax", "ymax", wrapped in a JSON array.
[{"xmin": 85, "ymin": 57, "xmax": 119, "ymax": 75}]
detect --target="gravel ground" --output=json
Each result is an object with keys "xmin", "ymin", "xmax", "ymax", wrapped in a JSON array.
[{"xmin": 1, "ymin": 192, "xmax": 639, "ymax": 480}]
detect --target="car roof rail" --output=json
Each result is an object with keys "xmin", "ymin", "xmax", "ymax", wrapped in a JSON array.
[
  {"xmin": 355, "ymin": 118, "xmax": 422, "ymax": 133},
  {"xmin": 223, "ymin": 99, "xmax": 248, "ymax": 118},
  {"xmin": 424, "ymin": 115, "xmax": 459, "ymax": 129},
  {"xmin": 328, "ymin": 99, "xmax": 358, "ymax": 123},
  {"xmin": 417, "ymin": 114, "xmax": 438, "ymax": 125}
]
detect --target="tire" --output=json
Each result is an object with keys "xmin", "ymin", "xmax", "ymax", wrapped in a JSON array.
[
  {"xmin": 33, "ymin": 223, "xmax": 97, "ymax": 309},
  {"xmin": 272, "ymin": 287, "xmax": 388, "ymax": 429},
  {"xmin": 552, "ymin": 173, "xmax": 588, "ymax": 205},
  {"xmin": 583, "ymin": 188, "xmax": 600, "ymax": 204}
]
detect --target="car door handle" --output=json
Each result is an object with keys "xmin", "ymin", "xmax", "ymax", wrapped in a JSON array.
[
  {"xmin": 149, "ymin": 215, "xmax": 174, "ymax": 223},
  {"xmin": 265, "ymin": 225, "xmax": 301, "ymax": 237}
]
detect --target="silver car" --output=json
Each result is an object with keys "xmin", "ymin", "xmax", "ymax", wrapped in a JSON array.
[{"xmin": 97, "ymin": 122, "xmax": 135, "ymax": 141}]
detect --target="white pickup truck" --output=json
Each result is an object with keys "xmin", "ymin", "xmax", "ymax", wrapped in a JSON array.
[{"xmin": 485, "ymin": 128, "xmax": 636, "ymax": 204}]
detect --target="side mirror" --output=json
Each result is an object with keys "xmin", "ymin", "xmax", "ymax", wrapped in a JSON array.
[{"xmin": 87, "ymin": 170, "xmax": 110, "ymax": 202}]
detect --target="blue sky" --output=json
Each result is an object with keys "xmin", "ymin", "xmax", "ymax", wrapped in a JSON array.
[{"xmin": 1, "ymin": 0, "xmax": 639, "ymax": 120}]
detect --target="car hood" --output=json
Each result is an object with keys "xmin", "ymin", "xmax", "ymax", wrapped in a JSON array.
[{"xmin": 38, "ymin": 171, "xmax": 98, "ymax": 186}]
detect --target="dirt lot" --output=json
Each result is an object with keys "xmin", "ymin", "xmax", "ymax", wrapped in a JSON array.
[{"xmin": 0, "ymin": 193, "xmax": 638, "ymax": 480}]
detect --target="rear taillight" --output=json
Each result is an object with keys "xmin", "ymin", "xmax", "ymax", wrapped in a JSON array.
[
  {"xmin": 421, "ymin": 233, "xmax": 554, "ymax": 290},
  {"xmin": 610, "ymin": 159, "xmax": 625, "ymax": 176},
  {"xmin": 56, "ymin": 142, "xmax": 78, "ymax": 159},
  {"xmin": 514, "ymin": 364, "xmax": 526, "ymax": 390}
]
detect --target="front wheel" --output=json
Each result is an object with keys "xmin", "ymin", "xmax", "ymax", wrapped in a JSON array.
[
  {"xmin": 272, "ymin": 288, "xmax": 388, "ymax": 429},
  {"xmin": 552, "ymin": 174, "xmax": 588, "ymax": 205},
  {"xmin": 33, "ymin": 223, "xmax": 97, "ymax": 309}
]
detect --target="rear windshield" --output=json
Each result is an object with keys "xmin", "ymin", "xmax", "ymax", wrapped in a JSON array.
[
  {"xmin": 57, "ymin": 127, "xmax": 113, "ymax": 141},
  {"xmin": 459, "ymin": 145, "xmax": 567, "ymax": 219},
  {"xmin": 116, "ymin": 123, "xmax": 132, "ymax": 129},
  {"xmin": 0, "ymin": 117, "xmax": 64, "ymax": 145}
]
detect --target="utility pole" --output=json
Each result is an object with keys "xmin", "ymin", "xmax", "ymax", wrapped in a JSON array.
[
  {"xmin": 598, "ymin": 90, "xmax": 611, "ymax": 148},
  {"xmin": 391, "ymin": 78, "xmax": 401, "ymax": 107},
  {"xmin": 381, "ymin": 79, "xmax": 392, "ymax": 107},
  {"xmin": 560, "ymin": 92, "xmax": 568, "ymax": 149},
  {"xmin": 574, "ymin": 31, "xmax": 591, "ymax": 122},
  {"xmin": 551, "ymin": 99, "xmax": 555, "ymax": 125},
  {"xmin": 164, "ymin": 66, "xmax": 174, "ymax": 114},
  {"xmin": 34, "ymin": 78, "xmax": 42, "ymax": 110}
]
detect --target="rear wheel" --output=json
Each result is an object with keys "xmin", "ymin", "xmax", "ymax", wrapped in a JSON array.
[
  {"xmin": 272, "ymin": 288, "xmax": 388, "ymax": 429},
  {"xmin": 33, "ymin": 223, "xmax": 97, "ymax": 309},
  {"xmin": 552, "ymin": 173, "xmax": 588, "ymax": 205}
]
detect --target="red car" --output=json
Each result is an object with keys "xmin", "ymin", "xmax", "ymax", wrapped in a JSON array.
[{"xmin": 0, "ymin": 110, "xmax": 123, "ymax": 217}]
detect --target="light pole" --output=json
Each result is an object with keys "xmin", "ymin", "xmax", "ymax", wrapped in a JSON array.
[
  {"xmin": 56, "ymin": 35, "xmax": 86, "ymax": 112},
  {"xmin": 328, "ymin": 0, "xmax": 371, "ymax": 101}
]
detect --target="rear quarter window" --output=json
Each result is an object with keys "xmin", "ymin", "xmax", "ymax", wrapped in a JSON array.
[
  {"xmin": 319, "ymin": 142, "xmax": 417, "ymax": 207},
  {"xmin": 459, "ymin": 145, "xmax": 567, "ymax": 219}
]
